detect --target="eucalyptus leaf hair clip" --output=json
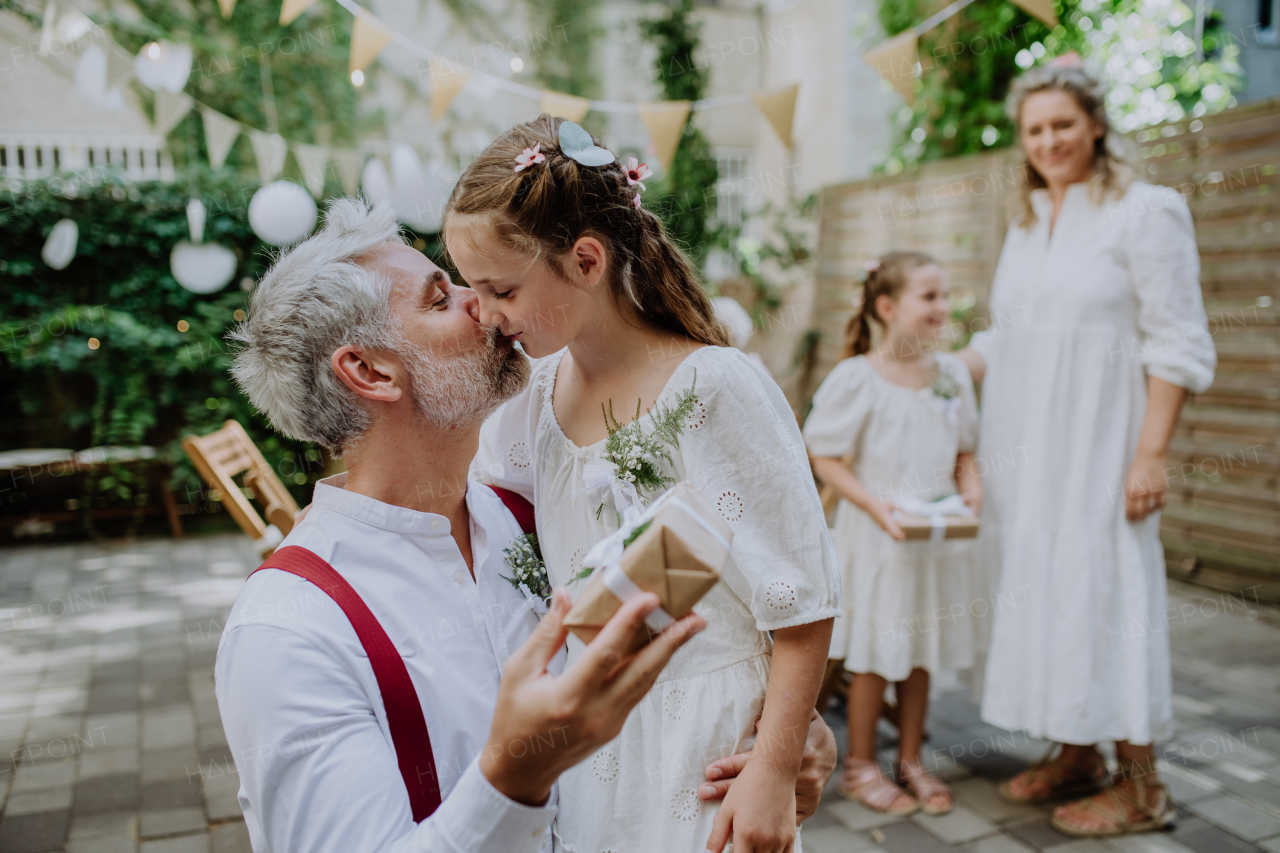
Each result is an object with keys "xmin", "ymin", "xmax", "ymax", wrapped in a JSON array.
[{"xmin": 558, "ymin": 121, "xmax": 616, "ymax": 167}]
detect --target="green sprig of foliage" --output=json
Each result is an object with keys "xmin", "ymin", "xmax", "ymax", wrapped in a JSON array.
[{"xmin": 602, "ymin": 375, "xmax": 698, "ymax": 498}]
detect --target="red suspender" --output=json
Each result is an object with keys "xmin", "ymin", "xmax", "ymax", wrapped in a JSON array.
[
  {"xmin": 488, "ymin": 486, "xmax": 536, "ymax": 535},
  {"xmin": 251, "ymin": 546, "xmax": 441, "ymax": 822}
]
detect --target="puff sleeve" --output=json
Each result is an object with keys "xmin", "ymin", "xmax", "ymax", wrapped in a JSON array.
[
  {"xmin": 1124, "ymin": 185, "xmax": 1216, "ymax": 393},
  {"xmin": 801, "ymin": 357, "xmax": 875, "ymax": 459},
  {"xmin": 678, "ymin": 350, "xmax": 841, "ymax": 632}
]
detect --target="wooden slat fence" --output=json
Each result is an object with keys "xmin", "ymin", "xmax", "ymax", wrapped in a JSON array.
[{"xmin": 808, "ymin": 97, "xmax": 1280, "ymax": 602}]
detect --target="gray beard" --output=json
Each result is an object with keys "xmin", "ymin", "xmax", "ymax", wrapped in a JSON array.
[{"xmin": 397, "ymin": 326, "xmax": 530, "ymax": 429}]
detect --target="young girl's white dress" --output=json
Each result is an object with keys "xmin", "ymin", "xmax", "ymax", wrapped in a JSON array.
[
  {"xmin": 475, "ymin": 346, "xmax": 840, "ymax": 853},
  {"xmin": 802, "ymin": 353, "xmax": 984, "ymax": 681}
]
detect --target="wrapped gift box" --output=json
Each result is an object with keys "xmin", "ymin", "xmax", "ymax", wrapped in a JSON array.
[
  {"xmin": 896, "ymin": 514, "xmax": 979, "ymax": 540},
  {"xmin": 564, "ymin": 482, "xmax": 732, "ymax": 652}
]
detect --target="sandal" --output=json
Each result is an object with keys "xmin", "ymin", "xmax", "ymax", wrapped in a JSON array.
[
  {"xmin": 899, "ymin": 759, "xmax": 952, "ymax": 816},
  {"xmin": 1049, "ymin": 767, "xmax": 1176, "ymax": 837},
  {"xmin": 838, "ymin": 756, "xmax": 918, "ymax": 816},
  {"xmin": 998, "ymin": 745, "xmax": 1109, "ymax": 805}
]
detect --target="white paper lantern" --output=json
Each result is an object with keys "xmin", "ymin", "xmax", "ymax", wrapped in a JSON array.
[
  {"xmin": 171, "ymin": 242, "xmax": 237, "ymax": 294},
  {"xmin": 248, "ymin": 181, "xmax": 317, "ymax": 246},
  {"xmin": 42, "ymin": 219, "xmax": 78, "ymax": 270},
  {"xmin": 134, "ymin": 41, "xmax": 192, "ymax": 93},
  {"xmin": 74, "ymin": 45, "xmax": 124, "ymax": 110}
]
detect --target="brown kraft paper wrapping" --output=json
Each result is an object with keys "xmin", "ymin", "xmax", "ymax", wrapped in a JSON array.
[{"xmin": 564, "ymin": 483, "xmax": 732, "ymax": 652}]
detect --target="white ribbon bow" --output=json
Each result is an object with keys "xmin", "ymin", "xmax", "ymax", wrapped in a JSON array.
[
  {"xmin": 892, "ymin": 494, "xmax": 972, "ymax": 542},
  {"xmin": 579, "ymin": 487, "xmax": 730, "ymax": 634},
  {"xmin": 573, "ymin": 462, "xmax": 646, "ymax": 519}
]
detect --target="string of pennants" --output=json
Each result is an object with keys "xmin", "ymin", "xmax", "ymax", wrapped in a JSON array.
[
  {"xmin": 200, "ymin": 0, "xmax": 803, "ymax": 172},
  {"xmin": 132, "ymin": 0, "xmax": 1051, "ymax": 187},
  {"xmin": 863, "ymin": 0, "xmax": 1058, "ymax": 105}
]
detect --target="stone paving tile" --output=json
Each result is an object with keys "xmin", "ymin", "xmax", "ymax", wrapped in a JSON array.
[
  {"xmin": 1258, "ymin": 837, "xmax": 1280, "ymax": 853},
  {"xmin": 140, "ymin": 807, "xmax": 206, "ymax": 839},
  {"xmin": 5, "ymin": 789, "xmax": 74, "ymax": 817},
  {"xmin": 1169, "ymin": 815, "xmax": 1265, "ymax": 853},
  {"xmin": 962, "ymin": 836, "xmax": 1036, "ymax": 853},
  {"xmin": 139, "ymin": 834, "xmax": 209, "ymax": 853},
  {"xmin": 1103, "ymin": 832, "xmax": 1201, "ymax": 852},
  {"xmin": 66, "ymin": 812, "xmax": 135, "ymax": 842},
  {"xmin": 913, "ymin": 804, "xmax": 1000, "ymax": 845},
  {"xmin": 0, "ymin": 810, "xmax": 70, "ymax": 853},
  {"xmin": 71, "ymin": 772, "xmax": 138, "ymax": 814},
  {"xmin": 65, "ymin": 838, "xmax": 136, "ymax": 853},
  {"xmin": 208, "ymin": 821, "xmax": 251, "ymax": 853},
  {"xmin": 1187, "ymin": 794, "xmax": 1280, "ymax": 841},
  {"xmin": 11, "ymin": 761, "xmax": 76, "ymax": 794},
  {"xmin": 801, "ymin": 822, "xmax": 884, "ymax": 852},
  {"xmin": 878, "ymin": 819, "xmax": 958, "ymax": 852}
]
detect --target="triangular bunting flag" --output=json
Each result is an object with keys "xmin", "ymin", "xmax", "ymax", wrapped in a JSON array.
[
  {"xmin": 752, "ymin": 83, "xmax": 799, "ymax": 148},
  {"xmin": 249, "ymin": 130, "xmax": 288, "ymax": 184},
  {"xmin": 293, "ymin": 142, "xmax": 330, "ymax": 197},
  {"xmin": 202, "ymin": 108, "xmax": 241, "ymax": 170},
  {"xmin": 217, "ymin": 0, "xmax": 235, "ymax": 19},
  {"xmin": 540, "ymin": 90, "xmax": 590, "ymax": 123},
  {"xmin": 331, "ymin": 148, "xmax": 361, "ymax": 194},
  {"xmin": 350, "ymin": 11, "xmax": 393, "ymax": 74},
  {"xmin": 1009, "ymin": 0, "xmax": 1058, "ymax": 27},
  {"xmin": 637, "ymin": 101, "xmax": 691, "ymax": 171},
  {"xmin": 864, "ymin": 30, "xmax": 919, "ymax": 105},
  {"xmin": 153, "ymin": 89, "xmax": 193, "ymax": 136},
  {"xmin": 104, "ymin": 42, "xmax": 135, "ymax": 90},
  {"xmin": 429, "ymin": 59, "xmax": 471, "ymax": 120},
  {"xmin": 279, "ymin": 0, "xmax": 319, "ymax": 26}
]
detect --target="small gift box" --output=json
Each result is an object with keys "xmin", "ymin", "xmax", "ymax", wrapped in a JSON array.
[
  {"xmin": 564, "ymin": 482, "xmax": 732, "ymax": 652},
  {"xmin": 892, "ymin": 495, "xmax": 979, "ymax": 541}
]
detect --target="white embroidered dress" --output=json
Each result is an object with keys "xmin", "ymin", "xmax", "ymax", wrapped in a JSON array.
[
  {"xmin": 474, "ymin": 346, "xmax": 841, "ymax": 853},
  {"xmin": 970, "ymin": 181, "xmax": 1215, "ymax": 745},
  {"xmin": 803, "ymin": 352, "xmax": 985, "ymax": 681}
]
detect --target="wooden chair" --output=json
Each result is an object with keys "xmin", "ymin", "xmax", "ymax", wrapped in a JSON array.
[{"xmin": 182, "ymin": 420, "xmax": 299, "ymax": 557}]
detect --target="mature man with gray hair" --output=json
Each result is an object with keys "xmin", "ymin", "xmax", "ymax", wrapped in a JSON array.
[{"xmin": 216, "ymin": 198, "xmax": 834, "ymax": 853}]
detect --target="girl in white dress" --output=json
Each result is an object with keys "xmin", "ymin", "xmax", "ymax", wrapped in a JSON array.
[
  {"xmin": 804, "ymin": 252, "xmax": 983, "ymax": 817},
  {"xmin": 445, "ymin": 116, "xmax": 841, "ymax": 853}
]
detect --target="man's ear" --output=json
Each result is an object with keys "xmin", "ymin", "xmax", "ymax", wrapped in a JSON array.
[
  {"xmin": 331, "ymin": 345, "xmax": 403, "ymax": 403},
  {"xmin": 569, "ymin": 236, "xmax": 608, "ymax": 288}
]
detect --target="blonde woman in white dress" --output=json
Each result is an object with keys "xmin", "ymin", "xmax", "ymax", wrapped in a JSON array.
[
  {"xmin": 805, "ymin": 252, "xmax": 984, "ymax": 818},
  {"xmin": 447, "ymin": 116, "xmax": 841, "ymax": 853},
  {"xmin": 956, "ymin": 58, "xmax": 1216, "ymax": 837}
]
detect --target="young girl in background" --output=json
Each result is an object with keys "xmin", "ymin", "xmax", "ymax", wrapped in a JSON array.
[
  {"xmin": 446, "ymin": 116, "xmax": 841, "ymax": 853},
  {"xmin": 803, "ymin": 252, "xmax": 983, "ymax": 816}
]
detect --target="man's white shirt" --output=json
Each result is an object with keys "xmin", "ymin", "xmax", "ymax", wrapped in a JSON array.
[{"xmin": 215, "ymin": 475, "xmax": 557, "ymax": 853}]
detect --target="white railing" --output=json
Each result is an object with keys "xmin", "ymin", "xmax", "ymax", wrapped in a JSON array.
[{"xmin": 0, "ymin": 134, "xmax": 174, "ymax": 182}]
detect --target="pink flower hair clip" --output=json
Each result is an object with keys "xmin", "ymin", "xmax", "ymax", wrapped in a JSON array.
[
  {"xmin": 624, "ymin": 157, "xmax": 652, "ymax": 191},
  {"xmin": 633, "ymin": 193, "xmax": 642, "ymax": 210},
  {"xmin": 514, "ymin": 142, "xmax": 546, "ymax": 173}
]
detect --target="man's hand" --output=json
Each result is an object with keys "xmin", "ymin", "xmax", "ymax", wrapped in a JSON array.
[
  {"xmin": 698, "ymin": 709, "xmax": 837, "ymax": 824},
  {"xmin": 480, "ymin": 587, "xmax": 705, "ymax": 806}
]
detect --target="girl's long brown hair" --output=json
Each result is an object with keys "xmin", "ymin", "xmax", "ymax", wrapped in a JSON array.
[
  {"xmin": 442, "ymin": 115, "xmax": 729, "ymax": 346},
  {"xmin": 841, "ymin": 251, "xmax": 938, "ymax": 359}
]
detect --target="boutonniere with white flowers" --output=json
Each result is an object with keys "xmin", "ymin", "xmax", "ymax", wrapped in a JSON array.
[{"xmin": 501, "ymin": 534, "xmax": 551, "ymax": 614}]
